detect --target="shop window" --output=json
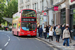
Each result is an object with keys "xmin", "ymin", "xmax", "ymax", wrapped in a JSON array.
[
  {"xmin": 61, "ymin": 8, "xmax": 66, "ymax": 24},
  {"xmin": 13, "ymin": 24, "xmax": 17, "ymax": 29}
]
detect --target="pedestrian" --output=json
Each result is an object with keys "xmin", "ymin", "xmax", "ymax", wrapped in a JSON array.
[
  {"xmin": 48, "ymin": 25, "xmax": 51, "ymax": 29},
  {"xmin": 54, "ymin": 25, "xmax": 56, "ymax": 30},
  {"xmin": 66, "ymin": 24, "xmax": 72, "ymax": 43},
  {"xmin": 37, "ymin": 25, "xmax": 40, "ymax": 37},
  {"xmin": 63, "ymin": 26, "xmax": 70, "ymax": 46},
  {"xmin": 55, "ymin": 25, "xmax": 62, "ymax": 43},
  {"xmin": 38, "ymin": 25, "xmax": 43, "ymax": 38},
  {"xmin": 43, "ymin": 25, "xmax": 46, "ymax": 39},
  {"xmin": 61, "ymin": 25, "xmax": 65, "ymax": 38},
  {"xmin": 46, "ymin": 25, "xmax": 49, "ymax": 39},
  {"xmin": 54, "ymin": 25, "xmax": 56, "ymax": 36},
  {"xmin": 49, "ymin": 26, "xmax": 54, "ymax": 42}
]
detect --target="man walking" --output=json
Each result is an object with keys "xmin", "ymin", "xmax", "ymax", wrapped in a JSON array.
[{"xmin": 55, "ymin": 25, "xmax": 62, "ymax": 43}]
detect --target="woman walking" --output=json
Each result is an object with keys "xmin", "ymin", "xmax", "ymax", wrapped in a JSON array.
[
  {"xmin": 63, "ymin": 26, "xmax": 70, "ymax": 46},
  {"xmin": 49, "ymin": 26, "xmax": 54, "ymax": 42}
]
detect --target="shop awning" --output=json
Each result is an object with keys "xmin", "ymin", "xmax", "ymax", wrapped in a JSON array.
[{"xmin": 3, "ymin": 18, "xmax": 12, "ymax": 23}]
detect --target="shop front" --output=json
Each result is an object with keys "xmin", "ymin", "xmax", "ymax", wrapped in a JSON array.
[
  {"xmin": 61, "ymin": 8, "xmax": 66, "ymax": 25},
  {"xmin": 70, "ymin": 4, "xmax": 75, "ymax": 30}
]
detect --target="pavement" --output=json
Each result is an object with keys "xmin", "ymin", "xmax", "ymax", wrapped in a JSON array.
[
  {"xmin": 38, "ymin": 36, "xmax": 75, "ymax": 50},
  {"xmin": 0, "ymin": 31, "xmax": 55, "ymax": 50}
]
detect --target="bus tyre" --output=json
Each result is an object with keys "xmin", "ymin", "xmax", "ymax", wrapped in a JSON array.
[
  {"xmin": 12, "ymin": 31, "xmax": 15, "ymax": 36},
  {"xmin": 17, "ymin": 32, "xmax": 19, "ymax": 37},
  {"xmin": 35, "ymin": 36, "xmax": 37, "ymax": 38}
]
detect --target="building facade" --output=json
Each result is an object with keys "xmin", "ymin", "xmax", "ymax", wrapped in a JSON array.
[
  {"xmin": 53, "ymin": 0, "xmax": 75, "ymax": 29},
  {"xmin": 18, "ymin": 0, "xmax": 53, "ymax": 29},
  {"xmin": 18, "ymin": 0, "xmax": 75, "ymax": 29}
]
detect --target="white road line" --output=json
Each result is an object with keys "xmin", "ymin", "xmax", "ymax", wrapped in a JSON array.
[
  {"xmin": 1, "ymin": 33, "xmax": 11, "ymax": 47},
  {"xmin": 16, "ymin": 37, "xmax": 20, "ymax": 41},
  {"xmin": 8, "ymin": 39, "xmax": 10, "ymax": 41},
  {"xmin": 54, "ymin": 48, "xmax": 58, "ymax": 50},
  {"xmin": 4, "ymin": 42, "xmax": 8, "ymax": 47},
  {"xmin": 0, "ymin": 49, "xmax": 2, "ymax": 50}
]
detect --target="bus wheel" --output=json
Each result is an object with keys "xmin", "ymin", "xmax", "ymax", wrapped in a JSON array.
[
  {"xmin": 12, "ymin": 31, "xmax": 15, "ymax": 36},
  {"xmin": 17, "ymin": 32, "xmax": 19, "ymax": 36}
]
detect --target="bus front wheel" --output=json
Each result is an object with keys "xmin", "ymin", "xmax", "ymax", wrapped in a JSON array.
[
  {"xmin": 12, "ymin": 31, "xmax": 15, "ymax": 36},
  {"xmin": 17, "ymin": 32, "xmax": 20, "ymax": 36}
]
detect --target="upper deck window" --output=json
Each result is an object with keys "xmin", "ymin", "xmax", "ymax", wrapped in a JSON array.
[{"xmin": 22, "ymin": 10, "xmax": 36, "ymax": 17}]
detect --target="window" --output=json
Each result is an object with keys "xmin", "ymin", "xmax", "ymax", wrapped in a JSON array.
[
  {"xmin": 20, "ymin": 0, "xmax": 23, "ymax": 3},
  {"xmin": 26, "ymin": 5, "xmax": 29, "ymax": 9},
  {"xmin": 21, "ymin": 22, "xmax": 36, "ymax": 31},
  {"xmin": 33, "ymin": 4, "xmax": 34, "ymax": 9},
  {"xmin": 35, "ymin": 3, "xmax": 36, "ymax": 10},
  {"xmin": 42, "ymin": 1, "xmax": 44, "ymax": 10},
  {"xmin": 37, "ymin": 3, "xmax": 38, "ymax": 11},
  {"xmin": 28, "ymin": 5, "xmax": 29, "ymax": 8},
  {"xmin": 61, "ymin": 8, "xmax": 66, "ymax": 24},
  {"xmin": 22, "ymin": 10, "xmax": 36, "ymax": 17},
  {"xmin": 26, "ymin": 0, "xmax": 30, "ymax": 2},
  {"xmin": 20, "ymin": 7, "xmax": 23, "ymax": 10},
  {"xmin": 40, "ymin": 2, "xmax": 42, "ymax": 11},
  {"xmin": 13, "ymin": 24, "xmax": 17, "ymax": 29}
]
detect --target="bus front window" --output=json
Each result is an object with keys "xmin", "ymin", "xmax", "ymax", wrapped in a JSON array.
[
  {"xmin": 21, "ymin": 22, "xmax": 36, "ymax": 31},
  {"xmin": 22, "ymin": 10, "xmax": 36, "ymax": 17}
]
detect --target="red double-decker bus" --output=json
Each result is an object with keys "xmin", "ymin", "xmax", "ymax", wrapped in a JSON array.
[{"xmin": 12, "ymin": 9, "xmax": 37, "ymax": 36}]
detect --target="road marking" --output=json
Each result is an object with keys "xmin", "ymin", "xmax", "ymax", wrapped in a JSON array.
[
  {"xmin": 36, "ymin": 38, "xmax": 41, "ymax": 41},
  {"xmin": 0, "ymin": 49, "xmax": 2, "ymax": 50},
  {"xmin": 4, "ymin": 42, "xmax": 8, "ymax": 47},
  {"xmin": 54, "ymin": 48, "xmax": 58, "ymax": 50},
  {"xmin": 16, "ymin": 37, "xmax": 20, "ymax": 41},
  {"xmin": 8, "ymin": 39, "xmax": 10, "ymax": 41},
  {"xmin": 1, "ymin": 33, "xmax": 11, "ymax": 47}
]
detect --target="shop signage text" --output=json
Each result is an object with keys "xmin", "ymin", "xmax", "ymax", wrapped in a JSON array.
[{"xmin": 54, "ymin": 6, "xmax": 58, "ymax": 11}]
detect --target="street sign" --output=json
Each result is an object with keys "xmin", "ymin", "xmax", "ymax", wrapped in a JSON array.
[
  {"xmin": 43, "ymin": 12, "xmax": 47, "ymax": 16},
  {"xmin": 54, "ymin": 6, "xmax": 58, "ymax": 11}
]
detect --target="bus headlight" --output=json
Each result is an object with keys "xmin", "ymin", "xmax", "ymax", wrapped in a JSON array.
[{"xmin": 33, "ymin": 31, "xmax": 35, "ymax": 32}]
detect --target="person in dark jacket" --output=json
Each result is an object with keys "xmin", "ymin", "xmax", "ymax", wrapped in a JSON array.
[
  {"xmin": 37, "ymin": 25, "xmax": 40, "ymax": 37},
  {"xmin": 61, "ymin": 25, "xmax": 65, "ymax": 38},
  {"xmin": 46, "ymin": 26, "xmax": 49, "ymax": 39},
  {"xmin": 38, "ymin": 26, "xmax": 43, "ymax": 37}
]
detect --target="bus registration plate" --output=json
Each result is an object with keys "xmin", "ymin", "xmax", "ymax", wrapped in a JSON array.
[{"xmin": 27, "ymin": 34, "xmax": 31, "ymax": 36}]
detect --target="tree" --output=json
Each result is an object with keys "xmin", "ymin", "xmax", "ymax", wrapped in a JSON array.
[
  {"xmin": 0, "ymin": 0, "xmax": 6, "ymax": 27},
  {"xmin": 3, "ymin": 0, "xmax": 18, "ymax": 26},
  {"xmin": 4, "ymin": 0, "xmax": 18, "ymax": 18}
]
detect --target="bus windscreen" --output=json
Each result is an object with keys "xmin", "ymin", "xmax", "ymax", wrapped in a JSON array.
[
  {"xmin": 22, "ymin": 10, "xmax": 36, "ymax": 17},
  {"xmin": 21, "ymin": 22, "xmax": 36, "ymax": 31}
]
